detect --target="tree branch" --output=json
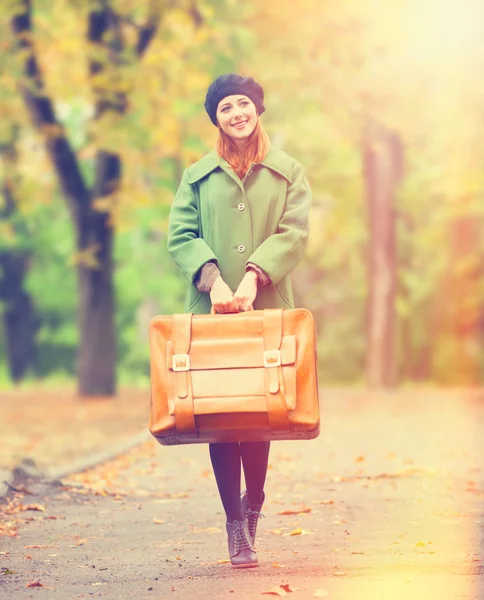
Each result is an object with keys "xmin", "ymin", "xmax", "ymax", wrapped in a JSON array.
[
  {"xmin": 136, "ymin": 0, "xmax": 163, "ymax": 57},
  {"xmin": 10, "ymin": 0, "xmax": 90, "ymax": 226}
]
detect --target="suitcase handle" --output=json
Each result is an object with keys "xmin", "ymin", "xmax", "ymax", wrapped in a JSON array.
[{"xmin": 210, "ymin": 306, "xmax": 247, "ymax": 315}]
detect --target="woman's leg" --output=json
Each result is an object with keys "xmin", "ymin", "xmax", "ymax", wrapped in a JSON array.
[
  {"xmin": 240, "ymin": 441, "xmax": 271, "ymax": 504},
  {"xmin": 209, "ymin": 442, "xmax": 243, "ymax": 522}
]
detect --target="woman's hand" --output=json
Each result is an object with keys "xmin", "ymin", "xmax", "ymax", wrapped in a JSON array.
[
  {"xmin": 232, "ymin": 270, "xmax": 258, "ymax": 312},
  {"xmin": 210, "ymin": 276, "xmax": 235, "ymax": 313}
]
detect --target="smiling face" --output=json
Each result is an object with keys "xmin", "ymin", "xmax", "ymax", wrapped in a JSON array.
[{"xmin": 216, "ymin": 95, "xmax": 258, "ymax": 145}]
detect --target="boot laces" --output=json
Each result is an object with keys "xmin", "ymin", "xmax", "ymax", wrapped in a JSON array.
[
  {"xmin": 246, "ymin": 508, "xmax": 265, "ymax": 537},
  {"xmin": 232, "ymin": 521, "xmax": 252, "ymax": 554}
]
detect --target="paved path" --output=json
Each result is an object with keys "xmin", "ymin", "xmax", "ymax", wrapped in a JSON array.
[{"xmin": 1, "ymin": 390, "xmax": 483, "ymax": 599}]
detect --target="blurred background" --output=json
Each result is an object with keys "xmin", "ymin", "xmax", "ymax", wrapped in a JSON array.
[{"xmin": 1, "ymin": 0, "xmax": 484, "ymax": 396}]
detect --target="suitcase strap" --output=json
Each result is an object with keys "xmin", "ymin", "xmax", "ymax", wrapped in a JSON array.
[
  {"xmin": 172, "ymin": 313, "xmax": 197, "ymax": 434},
  {"xmin": 263, "ymin": 309, "xmax": 290, "ymax": 431}
]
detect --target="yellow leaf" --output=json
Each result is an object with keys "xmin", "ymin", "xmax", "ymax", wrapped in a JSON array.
[
  {"xmin": 153, "ymin": 519, "xmax": 165, "ymax": 524},
  {"xmin": 217, "ymin": 559, "xmax": 231, "ymax": 564},
  {"xmin": 285, "ymin": 528, "xmax": 313, "ymax": 536},
  {"xmin": 69, "ymin": 244, "xmax": 102, "ymax": 269},
  {"xmin": 416, "ymin": 541, "xmax": 426, "ymax": 547},
  {"xmin": 92, "ymin": 197, "xmax": 114, "ymax": 213}
]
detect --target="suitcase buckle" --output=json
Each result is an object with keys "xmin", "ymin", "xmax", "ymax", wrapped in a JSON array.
[
  {"xmin": 172, "ymin": 354, "xmax": 190, "ymax": 372},
  {"xmin": 264, "ymin": 350, "xmax": 281, "ymax": 368}
]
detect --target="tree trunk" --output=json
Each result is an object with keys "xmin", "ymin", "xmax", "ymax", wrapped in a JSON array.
[
  {"xmin": 76, "ymin": 216, "xmax": 115, "ymax": 395},
  {"xmin": 362, "ymin": 120, "xmax": 404, "ymax": 388},
  {"xmin": 437, "ymin": 212, "xmax": 481, "ymax": 385},
  {"xmin": 0, "ymin": 125, "xmax": 39, "ymax": 381},
  {"xmin": 0, "ymin": 254, "xmax": 38, "ymax": 381}
]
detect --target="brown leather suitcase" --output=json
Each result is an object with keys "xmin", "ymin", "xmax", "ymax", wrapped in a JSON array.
[{"xmin": 149, "ymin": 308, "xmax": 320, "ymax": 445}]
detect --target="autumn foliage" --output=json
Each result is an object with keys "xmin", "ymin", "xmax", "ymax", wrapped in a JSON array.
[{"xmin": 0, "ymin": 0, "xmax": 483, "ymax": 390}]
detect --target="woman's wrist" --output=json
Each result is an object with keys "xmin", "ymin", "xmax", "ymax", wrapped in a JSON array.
[
  {"xmin": 246, "ymin": 268, "xmax": 259, "ymax": 285},
  {"xmin": 196, "ymin": 261, "xmax": 221, "ymax": 293}
]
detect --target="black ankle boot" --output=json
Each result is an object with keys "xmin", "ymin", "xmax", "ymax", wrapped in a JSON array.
[
  {"xmin": 240, "ymin": 490, "xmax": 265, "ymax": 547},
  {"xmin": 226, "ymin": 519, "xmax": 258, "ymax": 568}
]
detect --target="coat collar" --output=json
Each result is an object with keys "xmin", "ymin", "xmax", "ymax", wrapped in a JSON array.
[{"xmin": 187, "ymin": 145, "xmax": 294, "ymax": 185}]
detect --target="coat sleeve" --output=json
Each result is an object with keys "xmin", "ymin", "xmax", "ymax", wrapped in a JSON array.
[
  {"xmin": 246, "ymin": 162, "xmax": 311, "ymax": 285},
  {"xmin": 167, "ymin": 168, "xmax": 218, "ymax": 284}
]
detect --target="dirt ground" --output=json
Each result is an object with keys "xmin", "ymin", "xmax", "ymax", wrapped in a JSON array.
[{"xmin": 1, "ymin": 389, "xmax": 484, "ymax": 599}]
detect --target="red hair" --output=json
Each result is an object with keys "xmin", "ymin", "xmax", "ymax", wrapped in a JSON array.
[{"xmin": 216, "ymin": 119, "xmax": 270, "ymax": 179}]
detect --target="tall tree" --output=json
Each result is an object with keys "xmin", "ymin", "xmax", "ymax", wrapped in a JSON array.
[
  {"xmin": 10, "ymin": 0, "xmax": 162, "ymax": 395},
  {"xmin": 362, "ymin": 119, "xmax": 404, "ymax": 387}
]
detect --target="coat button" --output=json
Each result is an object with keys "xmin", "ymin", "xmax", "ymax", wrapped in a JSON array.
[
  {"xmin": 237, "ymin": 203, "xmax": 245, "ymax": 211},
  {"xmin": 237, "ymin": 245, "xmax": 246, "ymax": 253}
]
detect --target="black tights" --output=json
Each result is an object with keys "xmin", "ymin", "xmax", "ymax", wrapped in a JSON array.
[{"xmin": 209, "ymin": 441, "xmax": 270, "ymax": 523}]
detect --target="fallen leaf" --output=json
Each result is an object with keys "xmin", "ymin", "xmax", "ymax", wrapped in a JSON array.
[
  {"xmin": 190, "ymin": 526, "xmax": 221, "ymax": 533},
  {"xmin": 162, "ymin": 492, "xmax": 189, "ymax": 499},
  {"xmin": 355, "ymin": 455, "xmax": 365, "ymax": 463},
  {"xmin": 285, "ymin": 528, "xmax": 312, "ymax": 536},
  {"xmin": 278, "ymin": 507, "xmax": 312, "ymax": 515},
  {"xmin": 269, "ymin": 528, "xmax": 285, "ymax": 535},
  {"xmin": 272, "ymin": 562, "xmax": 287, "ymax": 568},
  {"xmin": 313, "ymin": 590, "xmax": 329, "ymax": 598},
  {"xmin": 153, "ymin": 519, "xmax": 165, "ymax": 524},
  {"xmin": 22, "ymin": 504, "xmax": 45, "ymax": 512},
  {"xmin": 217, "ymin": 559, "xmax": 231, "ymax": 564},
  {"xmin": 26, "ymin": 581, "xmax": 43, "ymax": 588},
  {"xmin": 416, "ymin": 541, "xmax": 426, "ymax": 548},
  {"xmin": 333, "ymin": 571, "xmax": 348, "ymax": 576},
  {"xmin": 261, "ymin": 586, "xmax": 288, "ymax": 596}
]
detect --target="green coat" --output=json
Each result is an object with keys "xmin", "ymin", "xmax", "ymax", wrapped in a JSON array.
[{"xmin": 167, "ymin": 145, "xmax": 311, "ymax": 314}]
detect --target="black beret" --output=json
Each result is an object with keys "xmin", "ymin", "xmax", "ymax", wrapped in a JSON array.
[{"xmin": 204, "ymin": 74, "xmax": 265, "ymax": 126}]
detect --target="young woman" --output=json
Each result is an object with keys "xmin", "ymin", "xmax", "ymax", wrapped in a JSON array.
[{"xmin": 167, "ymin": 74, "xmax": 311, "ymax": 568}]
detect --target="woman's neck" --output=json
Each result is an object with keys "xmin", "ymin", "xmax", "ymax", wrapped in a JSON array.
[{"xmin": 232, "ymin": 137, "xmax": 249, "ymax": 152}]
